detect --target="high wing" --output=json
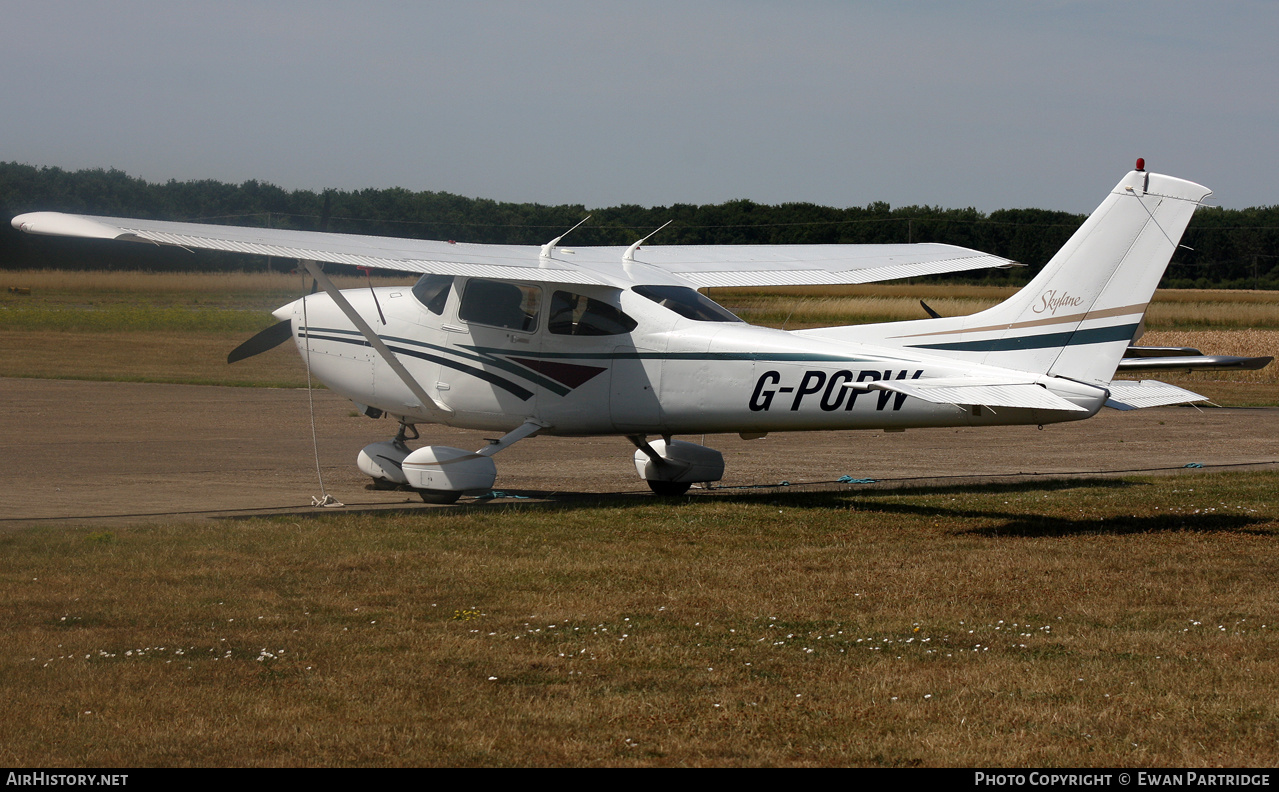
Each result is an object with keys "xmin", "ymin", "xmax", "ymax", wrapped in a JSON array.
[{"xmin": 11, "ymin": 211, "xmax": 1017, "ymax": 289}]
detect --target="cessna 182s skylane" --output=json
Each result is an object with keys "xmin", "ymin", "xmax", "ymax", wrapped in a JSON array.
[{"xmin": 14, "ymin": 164, "xmax": 1257, "ymax": 502}]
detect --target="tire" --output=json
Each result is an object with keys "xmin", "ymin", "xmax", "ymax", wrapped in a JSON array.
[
  {"xmin": 647, "ymin": 480, "xmax": 691, "ymax": 497},
  {"xmin": 418, "ymin": 489, "xmax": 462, "ymax": 504}
]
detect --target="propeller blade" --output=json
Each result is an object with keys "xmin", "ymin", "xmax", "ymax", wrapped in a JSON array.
[
  {"xmin": 920, "ymin": 299, "xmax": 942, "ymax": 319},
  {"xmin": 228, "ymin": 319, "xmax": 294, "ymax": 364}
]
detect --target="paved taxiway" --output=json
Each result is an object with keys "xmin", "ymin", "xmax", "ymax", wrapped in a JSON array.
[{"xmin": 2, "ymin": 377, "xmax": 1275, "ymax": 525}]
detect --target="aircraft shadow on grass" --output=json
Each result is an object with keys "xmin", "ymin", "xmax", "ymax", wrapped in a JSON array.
[{"xmin": 266, "ymin": 475, "xmax": 1275, "ymax": 539}]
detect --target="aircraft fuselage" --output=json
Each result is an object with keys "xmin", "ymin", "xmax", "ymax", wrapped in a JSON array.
[{"xmin": 278, "ymin": 280, "xmax": 1104, "ymax": 438}]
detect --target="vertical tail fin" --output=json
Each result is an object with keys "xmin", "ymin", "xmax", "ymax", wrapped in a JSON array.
[{"xmin": 859, "ymin": 168, "xmax": 1211, "ymax": 383}]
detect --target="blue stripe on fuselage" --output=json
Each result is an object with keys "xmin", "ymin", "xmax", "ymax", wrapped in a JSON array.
[{"xmin": 906, "ymin": 323, "xmax": 1139, "ymax": 353}]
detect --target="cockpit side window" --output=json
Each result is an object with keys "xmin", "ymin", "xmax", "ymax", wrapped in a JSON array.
[
  {"xmin": 632, "ymin": 285, "xmax": 742, "ymax": 323},
  {"xmin": 411, "ymin": 274, "xmax": 453, "ymax": 315},
  {"xmin": 459, "ymin": 279, "xmax": 541, "ymax": 332},
  {"xmin": 548, "ymin": 291, "xmax": 638, "ymax": 336}
]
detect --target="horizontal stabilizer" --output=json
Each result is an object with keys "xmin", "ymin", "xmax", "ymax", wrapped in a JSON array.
[
  {"xmin": 866, "ymin": 379, "xmax": 1089, "ymax": 412},
  {"xmin": 1104, "ymin": 380, "xmax": 1207, "ymax": 410},
  {"xmin": 1123, "ymin": 345, "xmax": 1203, "ymax": 358},
  {"xmin": 1117, "ymin": 354, "xmax": 1273, "ymax": 373}
]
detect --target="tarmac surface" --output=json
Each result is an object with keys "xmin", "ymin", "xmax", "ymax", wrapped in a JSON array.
[{"xmin": 2, "ymin": 377, "xmax": 1276, "ymax": 526}]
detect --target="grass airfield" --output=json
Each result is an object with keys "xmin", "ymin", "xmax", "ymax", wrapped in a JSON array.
[
  {"xmin": 4, "ymin": 475, "xmax": 1278, "ymax": 766},
  {"xmin": 0, "ymin": 272, "xmax": 1276, "ymax": 766}
]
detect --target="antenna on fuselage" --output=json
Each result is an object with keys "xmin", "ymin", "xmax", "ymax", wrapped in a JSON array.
[
  {"xmin": 540, "ymin": 215, "xmax": 592, "ymax": 261},
  {"xmin": 623, "ymin": 220, "xmax": 673, "ymax": 262}
]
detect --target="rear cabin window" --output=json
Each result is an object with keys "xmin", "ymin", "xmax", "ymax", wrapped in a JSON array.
[
  {"xmin": 548, "ymin": 291, "xmax": 637, "ymax": 336},
  {"xmin": 459, "ymin": 279, "xmax": 541, "ymax": 332},
  {"xmin": 411, "ymin": 274, "xmax": 453, "ymax": 315},
  {"xmin": 632, "ymin": 285, "xmax": 742, "ymax": 323}
]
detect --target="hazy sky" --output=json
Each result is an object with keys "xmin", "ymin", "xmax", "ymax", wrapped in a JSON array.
[{"xmin": 3, "ymin": 1, "xmax": 1275, "ymax": 213}]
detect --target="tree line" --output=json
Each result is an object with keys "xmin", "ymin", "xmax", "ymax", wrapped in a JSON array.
[{"xmin": 2, "ymin": 162, "xmax": 1276, "ymax": 288}]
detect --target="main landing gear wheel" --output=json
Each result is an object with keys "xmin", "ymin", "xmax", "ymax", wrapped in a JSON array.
[
  {"xmin": 417, "ymin": 489, "xmax": 462, "ymax": 505},
  {"xmin": 647, "ymin": 480, "xmax": 691, "ymax": 497}
]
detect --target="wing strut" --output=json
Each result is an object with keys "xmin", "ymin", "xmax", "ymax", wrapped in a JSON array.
[
  {"xmin": 476, "ymin": 420, "xmax": 546, "ymax": 457},
  {"xmin": 300, "ymin": 260, "xmax": 453, "ymax": 414}
]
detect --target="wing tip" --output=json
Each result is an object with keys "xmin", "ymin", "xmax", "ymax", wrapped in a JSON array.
[{"xmin": 12, "ymin": 212, "xmax": 124, "ymax": 240}]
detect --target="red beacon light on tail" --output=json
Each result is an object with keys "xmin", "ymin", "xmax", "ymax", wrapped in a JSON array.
[{"xmin": 1135, "ymin": 158, "xmax": 1145, "ymax": 171}]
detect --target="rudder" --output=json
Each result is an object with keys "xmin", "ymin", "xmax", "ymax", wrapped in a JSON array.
[{"xmin": 875, "ymin": 167, "xmax": 1211, "ymax": 383}]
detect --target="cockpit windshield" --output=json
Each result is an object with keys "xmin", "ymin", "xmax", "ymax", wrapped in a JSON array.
[
  {"xmin": 632, "ymin": 285, "xmax": 742, "ymax": 323},
  {"xmin": 411, "ymin": 274, "xmax": 453, "ymax": 315}
]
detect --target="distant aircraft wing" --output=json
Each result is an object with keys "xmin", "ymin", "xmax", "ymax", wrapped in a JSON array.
[{"xmin": 12, "ymin": 212, "xmax": 1018, "ymax": 288}]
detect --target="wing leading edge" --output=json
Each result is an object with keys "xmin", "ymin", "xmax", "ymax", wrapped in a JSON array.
[
  {"xmin": 12, "ymin": 211, "xmax": 1017, "ymax": 289},
  {"xmin": 11, "ymin": 212, "xmax": 608, "ymax": 286}
]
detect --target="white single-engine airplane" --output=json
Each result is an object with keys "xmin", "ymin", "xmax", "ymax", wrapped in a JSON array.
[{"xmin": 13, "ymin": 163, "xmax": 1263, "ymax": 502}]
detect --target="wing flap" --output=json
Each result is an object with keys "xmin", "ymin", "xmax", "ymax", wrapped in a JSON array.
[
  {"xmin": 631, "ymin": 243, "xmax": 1016, "ymax": 288},
  {"xmin": 664, "ymin": 253, "xmax": 1010, "ymax": 288}
]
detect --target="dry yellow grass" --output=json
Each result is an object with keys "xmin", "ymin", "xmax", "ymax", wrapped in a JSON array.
[
  {"xmin": 1132, "ymin": 330, "xmax": 1279, "ymax": 386},
  {"xmin": 1139, "ymin": 329, "xmax": 1279, "ymax": 360},
  {"xmin": 2, "ymin": 472, "xmax": 1277, "ymax": 766},
  {"xmin": 1148, "ymin": 289, "xmax": 1279, "ymax": 305},
  {"xmin": 714, "ymin": 283, "xmax": 1022, "ymax": 301},
  {"xmin": 0, "ymin": 330, "xmax": 306, "ymax": 387},
  {"xmin": 1144, "ymin": 300, "xmax": 1279, "ymax": 329},
  {"xmin": 716, "ymin": 286, "xmax": 1279, "ymax": 331}
]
